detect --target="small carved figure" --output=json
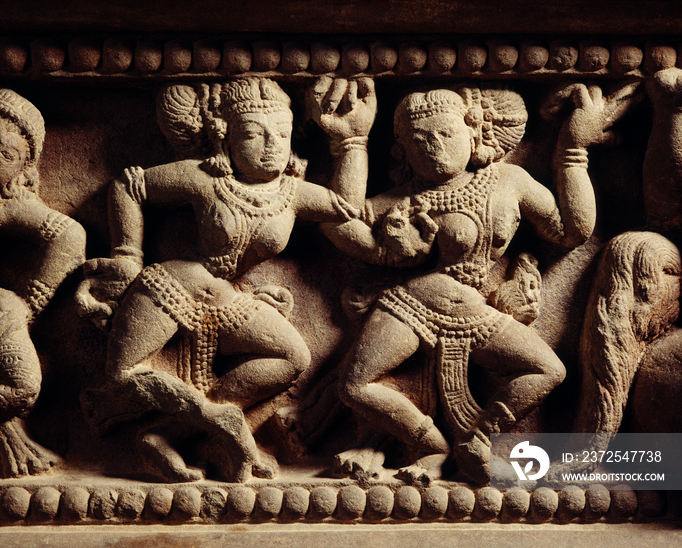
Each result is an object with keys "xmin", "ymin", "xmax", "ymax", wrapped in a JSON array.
[
  {"xmin": 75, "ymin": 78, "xmax": 364, "ymax": 483},
  {"xmin": 0, "ymin": 89, "xmax": 86, "ymax": 477},
  {"xmin": 310, "ymin": 79, "xmax": 637, "ymax": 484}
]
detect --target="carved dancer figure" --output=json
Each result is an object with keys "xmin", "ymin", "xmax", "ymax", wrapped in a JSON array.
[
  {"xmin": 311, "ymin": 79, "xmax": 637, "ymax": 483},
  {"xmin": 0, "ymin": 89, "xmax": 86, "ymax": 477},
  {"xmin": 76, "ymin": 78, "xmax": 366, "ymax": 482}
]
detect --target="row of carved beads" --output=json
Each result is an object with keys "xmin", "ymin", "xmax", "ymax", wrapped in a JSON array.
[
  {"xmin": 0, "ymin": 37, "xmax": 681, "ymax": 77},
  {"xmin": 0, "ymin": 484, "xmax": 668, "ymax": 523}
]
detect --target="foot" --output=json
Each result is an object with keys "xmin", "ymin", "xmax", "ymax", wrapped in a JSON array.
[
  {"xmin": 452, "ymin": 429, "xmax": 491, "ymax": 485},
  {"xmin": 0, "ymin": 418, "xmax": 61, "ymax": 478},
  {"xmin": 273, "ymin": 405, "xmax": 308, "ymax": 457},
  {"xmin": 397, "ymin": 453, "xmax": 449, "ymax": 487},
  {"xmin": 139, "ymin": 432, "xmax": 205, "ymax": 483},
  {"xmin": 335, "ymin": 447, "xmax": 386, "ymax": 484}
]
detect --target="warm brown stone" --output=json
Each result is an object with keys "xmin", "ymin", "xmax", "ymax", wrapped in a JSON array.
[
  {"xmin": 101, "ymin": 38, "xmax": 133, "ymax": 73},
  {"xmin": 501, "ymin": 488, "xmax": 530, "ymax": 520},
  {"xmin": 369, "ymin": 41, "xmax": 397, "ymax": 72},
  {"xmin": 579, "ymin": 41, "xmax": 610, "ymax": 71},
  {"xmin": 518, "ymin": 40, "xmax": 549, "ymax": 71},
  {"xmin": 31, "ymin": 487, "xmax": 60, "ymax": 521},
  {"xmin": 1, "ymin": 487, "xmax": 31, "ymax": 521},
  {"xmin": 222, "ymin": 41, "xmax": 252, "ymax": 73},
  {"xmin": 420, "ymin": 486, "xmax": 448, "ymax": 519},
  {"xmin": 0, "ymin": 39, "xmax": 27, "ymax": 72},
  {"xmin": 549, "ymin": 41, "xmax": 578, "ymax": 71},
  {"xmin": 164, "ymin": 40, "xmax": 192, "ymax": 73},
  {"xmin": 89, "ymin": 488, "xmax": 117, "ymax": 520},
  {"xmin": 529, "ymin": 488, "xmax": 558, "ymax": 522},
  {"xmin": 397, "ymin": 43, "xmax": 427, "ymax": 73},
  {"xmin": 610, "ymin": 41, "xmax": 643, "ymax": 72},
  {"xmin": 252, "ymin": 40, "xmax": 281, "ymax": 71},
  {"xmin": 200, "ymin": 488, "xmax": 227, "ymax": 521},
  {"xmin": 31, "ymin": 38, "xmax": 65, "ymax": 72},
  {"xmin": 311, "ymin": 41, "xmax": 341, "ymax": 73},
  {"xmin": 134, "ymin": 39, "xmax": 163, "ymax": 72},
  {"xmin": 342, "ymin": 43, "xmax": 370, "ymax": 75},
  {"xmin": 255, "ymin": 486, "xmax": 283, "ymax": 519},
  {"xmin": 488, "ymin": 41, "xmax": 519, "ymax": 72},
  {"xmin": 427, "ymin": 41, "xmax": 456, "ymax": 73},
  {"xmin": 192, "ymin": 40, "xmax": 221, "ymax": 73},
  {"xmin": 68, "ymin": 37, "xmax": 101, "ymax": 72},
  {"xmin": 281, "ymin": 487, "xmax": 309, "ymax": 520},
  {"xmin": 282, "ymin": 41, "xmax": 310, "ymax": 73},
  {"xmin": 457, "ymin": 40, "xmax": 487, "ymax": 72}
]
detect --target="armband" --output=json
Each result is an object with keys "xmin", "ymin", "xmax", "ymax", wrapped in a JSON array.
[
  {"xmin": 39, "ymin": 210, "xmax": 74, "ymax": 241},
  {"xmin": 330, "ymin": 136, "xmax": 368, "ymax": 158}
]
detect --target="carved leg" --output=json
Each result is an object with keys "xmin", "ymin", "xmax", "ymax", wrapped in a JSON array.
[
  {"xmin": 0, "ymin": 418, "xmax": 61, "ymax": 478},
  {"xmin": 106, "ymin": 287, "xmax": 272, "ymax": 482},
  {"xmin": 210, "ymin": 302, "xmax": 311, "ymax": 409},
  {"xmin": 138, "ymin": 431, "xmax": 204, "ymax": 483},
  {"xmin": 0, "ymin": 290, "xmax": 59, "ymax": 478},
  {"xmin": 454, "ymin": 318, "xmax": 566, "ymax": 483},
  {"xmin": 339, "ymin": 308, "xmax": 449, "ymax": 457}
]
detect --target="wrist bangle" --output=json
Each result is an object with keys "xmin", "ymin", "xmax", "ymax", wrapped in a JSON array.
[
  {"xmin": 554, "ymin": 147, "xmax": 588, "ymax": 169},
  {"xmin": 330, "ymin": 136, "xmax": 368, "ymax": 158},
  {"xmin": 112, "ymin": 245, "xmax": 144, "ymax": 267}
]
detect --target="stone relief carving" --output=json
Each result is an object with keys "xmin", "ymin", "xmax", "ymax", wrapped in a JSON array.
[
  {"xmin": 299, "ymin": 78, "xmax": 640, "ymax": 486},
  {"xmin": 0, "ymin": 45, "xmax": 678, "ymax": 524},
  {"xmin": 74, "ymin": 78, "xmax": 360, "ymax": 483},
  {"xmin": 0, "ymin": 90, "xmax": 85, "ymax": 478}
]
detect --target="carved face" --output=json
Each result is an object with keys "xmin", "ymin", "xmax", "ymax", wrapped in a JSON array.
[
  {"xmin": 228, "ymin": 110, "xmax": 293, "ymax": 184},
  {"xmin": 0, "ymin": 119, "xmax": 28, "ymax": 185},
  {"xmin": 402, "ymin": 111, "xmax": 472, "ymax": 183}
]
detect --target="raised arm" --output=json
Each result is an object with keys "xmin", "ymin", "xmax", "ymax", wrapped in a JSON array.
[{"xmin": 534, "ymin": 82, "xmax": 640, "ymax": 247}]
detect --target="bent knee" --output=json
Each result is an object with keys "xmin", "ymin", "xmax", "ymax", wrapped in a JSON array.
[
  {"xmin": 540, "ymin": 355, "xmax": 566, "ymax": 389},
  {"xmin": 286, "ymin": 341, "xmax": 311, "ymax": 376}
]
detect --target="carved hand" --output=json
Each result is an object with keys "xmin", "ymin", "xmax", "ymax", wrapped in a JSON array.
[
  {"xmin": 74, "ymin": 257, "xmax": 142, "ymax": 331},
  {"xmin": 543, "ymin": 82, "xmax": 640, "ymax": 149},
  {"xmin": 381, "ymin": 199, "xmax": 438, "ymax": 265},
  {"xmin": 308, "ymin": 77, "xmax": 377, "ymax": 141}
]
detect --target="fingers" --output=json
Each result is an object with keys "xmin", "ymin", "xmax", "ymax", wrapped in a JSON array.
[
  {"xmin": 603, "ymin": 82, "xmax": 642, "ymax": 125},
  {"xmin": 308, "ymin": 76, "xmax": 334, "ymax": 120},
  {"xmin": 540, "ymin": 83, "xmax": 583, "ymax": 121},
  {"xmin": 587, "ymin": 85, "xmax": 603, "ymax": 105},
  {"xmin": 594, "ymin": 129, "xmax": 621, "ymax": 147},
  {"xmin": 344, "ymin": 80, "xmax": 359, "ymax": 112},
  {"xmin": 323, "ymin": 78, "xmax": 348, "ymax": 114},
  {"xmin": 570, "ymin": 84, "xmax": 593, "ymax": 109}
]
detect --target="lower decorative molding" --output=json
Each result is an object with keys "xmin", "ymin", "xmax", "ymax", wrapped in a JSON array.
[{"xmin": 0, "ymin": 473, "xmax": 674, "ymax": 525}]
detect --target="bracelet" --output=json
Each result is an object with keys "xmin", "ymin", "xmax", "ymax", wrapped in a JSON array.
[
  {"xmin": 330, "ymin": 136, "xmax": 368, "ymax": 158},
  {"xmin": 24, "ymin": 279, "xmax": 54, "ymax": 317},
  {"xmin": 554, "ymin": 147, "xmax": 588, "ymax": 169},
  {"xmin": 111, "ymin": 245, "xmax": 144, "ymax": 267},
  {"xmin": 39, "ymin": 211, "xmax": 74, "ymax": 241}
]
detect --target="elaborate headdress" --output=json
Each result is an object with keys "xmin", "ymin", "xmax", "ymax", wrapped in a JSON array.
[
  {"xmin": 391, "ymin": 86, "xmax": 527, "ymax": 183},
  {"xmin": 0, "ymin": 89, "xmax": 44, "ymax": 164},
  {"xmin": 157, "ymin": 78, "xmax": 301, "ymax": 178}
]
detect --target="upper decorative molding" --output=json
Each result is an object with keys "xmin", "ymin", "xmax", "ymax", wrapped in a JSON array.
[{"xmin": 0, "ymin": 35, "xmax": 679, "ymax": 80}]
